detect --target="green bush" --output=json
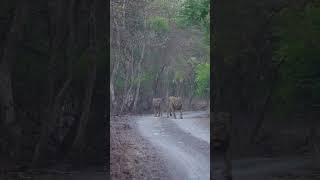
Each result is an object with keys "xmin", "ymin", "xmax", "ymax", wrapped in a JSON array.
[
  {"xmin": 195, "ymin": 62, "xmax": 210, "ymax": 97},
  {"xmin": 273, "ymin": 4, "xmax": 320, "ymax": 114},
  {"xmin": 148, "ymin": 16, "xmax": 170, "ymax": 33}
]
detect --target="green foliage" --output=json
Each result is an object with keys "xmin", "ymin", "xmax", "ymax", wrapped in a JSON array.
[
  {"xmin": 177, "ymin": 0, "xmax": 210, "ymax": 53},
  {"xmin": 195, "ymin": 62, "xmax": 210, "ymax": 97},
  {"xmin": 175, "ymin": 71, "xmax": 185, "ymax": 82},
  {"xmin": 273, "ymin": 3, "xmax": 320, "ymax": 113},
  {"xmin": 96, "ymin": 47, "xmax": 109, "ymax": 71},
  {"xmin": 140, "ymin": 70, "xmax": 153, "ymax": 84},
  {"xmin": 148, "ymin": 16, "xmax": 170, "ymax": 33},
  {"xmin": 149, "ymin": 0, "xmax": 182, "ymax": 19},
  {"xmin": 74, "ymin": 52, "xmax": 90, "ymax": 80},
  {"xmin": 178, "ymin": 0, "xmax": 210, "ymax": 29},
  {"xmin": 115, "ymin": 76, "xmax": 125, "ymax": 89}
]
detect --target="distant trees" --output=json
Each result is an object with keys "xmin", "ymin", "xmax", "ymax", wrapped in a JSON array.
[
  {"xmin": 0, "ymin": 0, "xmax": 108, "ymax": 167},
  {"xmin": 0, "ymin": 1, "xmax": 29, "ymax": 159},
  {"xmin": 111, "ymin": 0, "xmax": 210, "ymax": 114},
  {"xmin": 195, "ymin": 63, "xmax": 210, "ymax": 98},
  {"xmin": 273, "ymin": 2, "xmax": 320, "ymax": 167},
  {"xmin": 213, "ymin": 0, "xmax": 320, "ymax": 166}
]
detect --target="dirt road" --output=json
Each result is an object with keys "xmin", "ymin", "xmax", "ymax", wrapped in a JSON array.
[
  {"xmin": 112, "ymin": 111, "xmax": 315, "ymax": 180},
  {"xmin": 213, "ymin": 156, "xmax": 313, "ymax": 180},
  {"xmin": 136, "ymin": 111, "xmax": 210, "ymax": 180}
]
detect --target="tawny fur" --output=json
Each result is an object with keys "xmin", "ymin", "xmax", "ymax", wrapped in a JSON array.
[{"xmin": 166, "ymin": 96, "xmax": 183, "ymax": 119}]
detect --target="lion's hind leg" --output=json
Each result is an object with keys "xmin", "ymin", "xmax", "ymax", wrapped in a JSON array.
[{"xmin": 173, "ymin": 108, "xmax": 176, "ymax": 119}]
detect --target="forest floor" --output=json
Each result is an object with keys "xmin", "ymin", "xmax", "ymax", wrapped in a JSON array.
[
  {"xmin": 110, "ymin": 115, "xmax": 170, "ymax": 180},
  {"xmin": 214, "ymin": 155, "xmax": 317, "ymax": 180},
  {"xmin": 0, "ymin": 164, "xmax": 107, "ymax": 180},
  {"xmin": 111, "ymin": 111, "xmax": 210, "ymax": 180},
  {"xmin": 111, "ymin": 111, "xmax": 318, "ymax": 180},
  {"xmin": 0, "ymin": 158, "xmax": 107, "ymax": 180}
]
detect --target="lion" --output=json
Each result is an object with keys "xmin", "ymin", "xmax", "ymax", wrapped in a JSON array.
[
  {"xmin": 166, "ymin": 96, "xmax": 183, "ymax": 119},
  {"xmin": 213, "ymin": 112, "xmax": 232, "ymax": 180},
  {"xmin": 152, "ymin": 98, "xmax": 162, "ymax": 117}
]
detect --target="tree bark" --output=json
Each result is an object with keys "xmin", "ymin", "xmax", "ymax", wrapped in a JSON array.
[
  {"xmin": 70, "ymin": 0, "xmax": 106, "ymax": 157},
  {"xmin": 250, "ymin": 59, "xmax": 285, "ymax": 143},
  {"xmin": 132, "ymin": 42, "xmax": 145, "ymax": 112},
  {"xmin": 120, "ymin": 48, "xmax": 135, "ymax": 113},
  {"xmin": 0, "ymin": 1, "xmax": 28, "ymax": 160},
  {"xmin": 0, "ymin": 1, "xmax": 28, "ymax": 126},
  {"xmin": 212, "ymin": 1, "xmax": 238, "ymax": 179},
  {"xmin": 110, "ymin": 18, "xmax": 121, "ymax": 112},
  {"xmin": 153, "ymin": 63, "xmax": 167, "ymax": 97},
  {"xmin": 110, "ymin": 60, "xmax": 119, "ymax": 111},
  {"xmin": 31, "ymin": 0, "xmax": 72, "ymax": 167},
  {"xmin": 71, "ymin": 51, "xmax": 96, "ymax": 156},
  {"xmin": 309, "ymin": 112, "xmax": 320, "ymax": 168}
]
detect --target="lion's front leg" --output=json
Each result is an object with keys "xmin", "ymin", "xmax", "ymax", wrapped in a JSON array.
[
  {"xmin": 180, "ymin": 109, "xmax": 183, "ymax": 119},
  {"xmin": 223, "ymin": 149, "xmax": 232, "ymax": 180}
]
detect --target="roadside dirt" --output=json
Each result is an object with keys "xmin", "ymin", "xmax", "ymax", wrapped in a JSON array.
[
  {"xmin": 110, "ymin": 115, "xmax": 169, "ymax": 180},
  {"xmin": 136, "ymin": 112, "xmax": 210, "ymax": 180}
]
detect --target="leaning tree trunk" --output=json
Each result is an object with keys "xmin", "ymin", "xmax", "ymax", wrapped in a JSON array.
[
  {"xmin": 120, "ymin": 51, "xmax": 135, "ymax": 114},
  {"xmin": 132, "ymin": 43, "xmax": 145, "ymax": 112},
  {"xmin": 110, "ymin": 18, "xmax": 121, "ymax": 113},
  {"xmin": 132, "ymin": 14, "xmax": 146, "ymax": 112},
  {"xmin": 0, "ymin": 1, "xmax": 28, "ymax": 159},
  {"xmin": 309, "ymin": 112, "xmax": 320, "ymax": 169},
  {"xmin": 110, "ymin": 60, "xmax": 119, "ymax": 112},
  {"xmin": 71, "ymin": 52, "xmax": 96, "ymax": 157},
  {"xmin": 31, "ymin": 0, "xmax": 70, "ymax": 167},
  {"xmin": 212, "ymin": 1, "xmax": 240, "ymax": 179},
  {"xmin": 0, "ymin": 1, "xmax": 28, "ymax": 126},
  {"xmin": 70, "ymin": 0, "xmax": 106, "ymax": 158}
]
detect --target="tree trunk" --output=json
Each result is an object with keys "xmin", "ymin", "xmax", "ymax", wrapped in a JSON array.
[
  {"xmin": 31, "ymin": 0, "xmax": 71, "ymax": 167},
  {"xmin": 120, "ymin": 49, "xmax": 135, "ymax": 113},
  {"xmin": 110, "ymin": 18, "xmax": 121, "ymax": 113},
  {"xmin": 0, "ymin": 1, "xmax": 28, "ymax": 125},
  {"xmin": 71, "ymin": 52, "xmax": 97, "ymax": 156},
  {"xmin": 0, "ymin": 67, "xmax": 15, "ymax": 126},
  {"xmin": 188, "ymin": 92, "xmax": 194, "ymax": 110},
  {"xmin": 153, "ymin": 64, "xmax": 167, "ymax": 97},
  {"xmin": 250, "ymin": 59, "xmax": 284, "ymax": 143},
  {"xmin": 0, "ymin": 1, "xmax": 28, "ymax": 159},
  {"xmin": 132, "ymin": 42, "xmax": 145, "ymax": 112},
  {"xmin": 212, "ymin": 1, "xmax": 237, "ymax": 179},
  {"xmin": 250, "ymin": 92, "xmax": 271, "ymax": 143},
  {"xmin": 110, "ymin": 60, "xmax": 119, "ymax": 112},
  {"xmin": 309, "ymin": 113, "xmax": 320, "ymax": 169},
  {"xmin": 70, "ymin": 0, "xmax": 101, "ymax": 157}
]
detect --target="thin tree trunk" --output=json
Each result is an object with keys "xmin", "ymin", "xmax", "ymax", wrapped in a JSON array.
[
  {"xmin": 188, "ymin": 93, "xmax": 194, "ymax": 109},
  {"xmin": 0, "ymin": 1, "xmax": 28, "ymax": 126},
  {"xmin": 71, "ymin": 53, "xmax": 97, "ymax": 156},
  {"xmin": 132, "ymin": 41, "xmax": 146, "ymax": 112},
  {"xmin": 111, "ymin": 18, "xmax": 121, "ymax": 112},
  {"xmin": 132, "ymin": 12, "xmax": 147, "ymax": 112},
  {"xmin": 110, "ymin": 60, "xmax": 119, "ymax": 110},
  {"xmin": 309, "ymin": 113, "xmax": 320, "ymax": 168},
  {"xmin": 31, "ymin": 0, "xmax": 72, "ymax": 167},
  {"xmin": 70, "ymin": 0, "xmax": 99, "ymax": 157},
  {"xmin": 120, "ymin": 49, "xmax": 135, "ymax": 113},
  {"xmin": 0, "ymin": 1, "xmax": 28, "ymax": 159},
  {"xmin": 250, "ymin": 59, "xmax": 285, "ymax": 143},
  {"xmin": 212, "ymin": 1, "xmax": 235, "ymax": 179},
  {"xmin": 153, "ymin": 64, "xmax": 167, "ymax": 97}
]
